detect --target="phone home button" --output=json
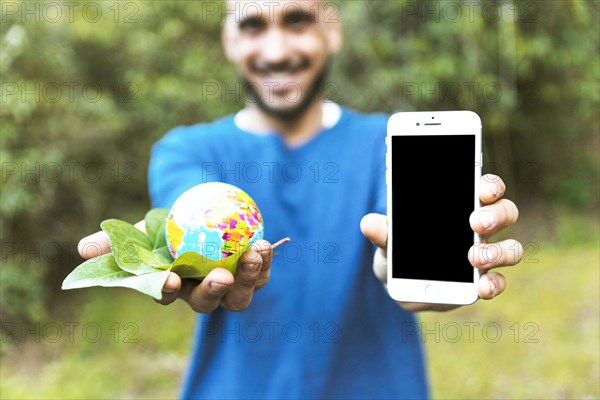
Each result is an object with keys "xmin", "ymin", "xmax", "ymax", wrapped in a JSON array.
[{"xmin": 424, "ymin": 285, "xmax": 439, "ymax": 297}]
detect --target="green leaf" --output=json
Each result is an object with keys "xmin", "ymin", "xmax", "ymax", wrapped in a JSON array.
[
  {"xmin": 101, "ymin": 219, "xmax": 152, "ymax": 250},
  {"xmin": 153, "ymin": 245, "xmax": 174, "ymax": 264},
  {"xmin": 138, "ymin": 246, "xmax": 173, "ymax": 267},
  {"xmin": 62, "ymin": 254, "xmax": 171, "ymax": 300},
  {"xmin": 171, "ymin": 251, "xmax": 241, "ymax": 278},
  {"xmin": 102, "ymin": 268, "xmax": 171, "ymax": 300},
  {"xmin": 101, "ymin": 219, "xmax": 156, "ymax": 275},
  {"xmin": 145, "ymin": 208, "xmax": 169, "ymax": 249}
]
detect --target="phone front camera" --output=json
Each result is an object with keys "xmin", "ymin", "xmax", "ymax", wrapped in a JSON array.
[{"xmin": 416, "ymin": 123, "xmax": 420, "ymax": 126}]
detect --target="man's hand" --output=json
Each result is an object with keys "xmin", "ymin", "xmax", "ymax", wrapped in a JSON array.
[
  {"xmin": 78, "ymin": 225, "xmax": 273, "ymax": 313},
  {"xmin": 360, "ymin": 174, "xmax": 523, "ymax": 312}
]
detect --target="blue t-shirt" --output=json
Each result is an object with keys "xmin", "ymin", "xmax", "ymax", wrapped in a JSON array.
[{"xmin": 148, "ymin": 107, "xmax": 429, "ymax": 399}]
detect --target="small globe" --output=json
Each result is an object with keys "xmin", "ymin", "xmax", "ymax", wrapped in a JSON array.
[{"xmin": 165, "ymin": 182, "xmax": 264, "ymax": 276}]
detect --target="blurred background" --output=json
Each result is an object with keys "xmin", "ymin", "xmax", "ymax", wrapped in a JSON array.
[{"xmin": 1, "ymin": 0, "xmax": 598, "ymax": 398}]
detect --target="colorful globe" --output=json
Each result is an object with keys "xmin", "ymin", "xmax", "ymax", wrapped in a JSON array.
[{"xmin": 165, "ymin": 182, "xmax": 264, "ymax": 276}]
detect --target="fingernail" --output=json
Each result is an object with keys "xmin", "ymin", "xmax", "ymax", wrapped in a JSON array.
[
  {"xmin": 492, "ymin": 182, "xmax": 499, "ymax": 196},
  {"xmin": 483, "ymin": 246, "xmax": 498, "ymax": 265},
  {"xmin": 242, "ymin": 263, "xmax": 260, "ymax": 273},
  {"xmin": 162, "ymin": 275, "xmax": 178, "ymax": 293},
  {"xmin": 488, "ymin": 278, "xmax": 498, "ymax": 298},
  {"xmin": 209, "ymin": 281, "xmax": 228, "ymax": 292},
  {"xmin": 479, "ymin": 211, "xmax": 494, "ymax": 229},
  {"xmin": 486, "ymin": 177, "xmax": 499, "ymax": 196}
]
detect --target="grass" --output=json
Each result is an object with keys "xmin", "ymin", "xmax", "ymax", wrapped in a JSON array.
[
  {"xmin": 1, "ymin": 222, "xmax": 599, "ymax": 399},
  {"xmin": 421, "ymin": 243, "xmax": 600, "ymax": 399},
  {"xmin": 1, "ymin": 290, "xmax": 196, "ymax": 399}
]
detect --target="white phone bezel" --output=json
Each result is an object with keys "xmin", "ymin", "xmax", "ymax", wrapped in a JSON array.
[{"xmin": 386, "ymin": 111, "xmax": 482, "ymax": 305}]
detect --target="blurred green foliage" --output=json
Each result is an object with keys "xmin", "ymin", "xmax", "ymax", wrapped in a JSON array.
[{"xmin": 1, "ymin": 0, "xmax": 598, "ymax": 323}]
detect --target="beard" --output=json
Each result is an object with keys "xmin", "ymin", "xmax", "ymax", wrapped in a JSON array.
[{"xmin": 241, "ymin": 64, "xmax": 329, "ymax": 121}]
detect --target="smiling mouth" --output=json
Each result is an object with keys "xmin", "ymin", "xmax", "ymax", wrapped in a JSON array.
[
  {"xmin": 252, "ymin": 59, "xmax": 310, "ymax": 79},
  {"xmin": 268, "ymin": 72, "xmax": 293, "ymax": 78}
]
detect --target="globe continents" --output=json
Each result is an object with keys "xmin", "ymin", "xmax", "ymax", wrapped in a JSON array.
[{"xmin": 165, "ymin": 182, "xmax": 264, "ymax": 277}]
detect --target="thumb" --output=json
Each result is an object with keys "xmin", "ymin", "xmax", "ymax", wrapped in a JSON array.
[{"xmin": 360, "ymin": 213, "xmax": 388, "ymax": 251}]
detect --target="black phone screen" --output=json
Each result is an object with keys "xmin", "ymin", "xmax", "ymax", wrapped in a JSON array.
[{"xmin": 391, "ymin": 135, "xmax": 475, "ymax": 282}]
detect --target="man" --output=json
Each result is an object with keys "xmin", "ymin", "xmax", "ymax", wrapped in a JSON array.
[{"xmin": 79, "ymin": 1, "xmax": 522, "ymax": 398}]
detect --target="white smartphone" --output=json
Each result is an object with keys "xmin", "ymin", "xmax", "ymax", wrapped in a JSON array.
[{"xmin": 386, "ymin": 111, "xmax": 482, "ymax": 305}]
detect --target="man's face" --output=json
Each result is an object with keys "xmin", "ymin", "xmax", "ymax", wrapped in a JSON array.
[{"xmin": 223, "ymin": 1, "xmax": 342, "ymax": 120}]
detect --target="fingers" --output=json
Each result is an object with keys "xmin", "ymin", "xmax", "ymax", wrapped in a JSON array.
[
  {"xmin": 372, "ymin": 248, "xmax": 387, "ymax": 283},
  {"xmin": 157, "ymin": 240, "xmax": 274, "ymax": 313},
  {"xmin": 78, "ymin": 231, "xmax": 111, "ymax": 259},
  {"xmin": 470, "ymin": 198, "xmax": 519, "ymax": 238},
  {"xmin": 251, "ymin": 240, "xmax": 273, "ymax": 289},
  {"xmin": 220, "ymin": 246, "xmax": 265, "ymax": 312},
  {"xmin": 475, "ymin": 174, "xmax": 519, "ymax": 238},
  {"xmin": 78, "ymin": 220, "xmax": 146, "ymax": 259},
  {"xmin": 360, "ymin": 213, "xmax": 388, "ymax": 251},
  {"xmin": 178, "ymin": 268, "xmax": 235, "ymax": 313},
  {"xmin": 155, "ymin": 272, "xmax": 182, "ymax": 306},
  {"xmin": 469, "ymin": 239, "xmax": 523, "ymax": 270},
  {"xmin": 360, "ymin": 214, "xmax": 388, "ymax": 283},
  {"xmin": 478, "ymin": 272, "xmax": 506, "ymax": 300},
  {"xmin": 480, "ymin": 174, "xmax": 506, "ymax": 205},
  {"xmin": 473, "ymin": 174, "xmax": 515, "ymax": 301}
]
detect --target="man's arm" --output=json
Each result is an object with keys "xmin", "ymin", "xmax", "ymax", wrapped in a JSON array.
[{"xmin": 360, "ymin": 174, "xmax": 523, "ymax": 312}]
